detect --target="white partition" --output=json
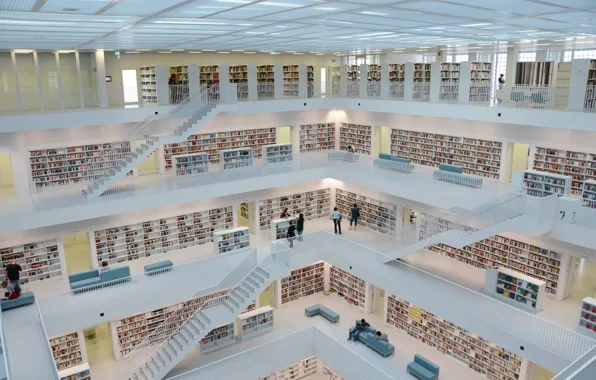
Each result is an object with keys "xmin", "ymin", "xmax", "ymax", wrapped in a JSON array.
[
  {"xmin": 484, "ymin": 267, "xmax": 545, "ymax": 313},
  {"xmin": 214, "ymin": 227, "xmax": 250, "ymax": 255}
]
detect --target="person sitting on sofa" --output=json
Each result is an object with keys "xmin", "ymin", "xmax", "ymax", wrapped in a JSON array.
[
  {"xmin": 375, "ymin": 330, "xmax": 389, "ymax": 342},
  {"xmin": 348, "ymin": 319, "xmax": 370, "ymax": 341},
  {"xmin": 1, "ymin": 280, "xmax": 20, "ymax": 300}
]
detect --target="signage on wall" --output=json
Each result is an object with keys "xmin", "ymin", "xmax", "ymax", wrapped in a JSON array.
[{"xmin": 105, "ymin": 76, "xmax": 112, "ymax": 83}]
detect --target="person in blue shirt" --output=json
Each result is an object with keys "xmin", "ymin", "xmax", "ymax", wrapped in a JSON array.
[
  {"xmin": 331, "ymin": 207, "xmax": 342, "ymax": 234},
  {"xmin": 349, "ymin": 203, "xmax": 360, "ymax": 231}
]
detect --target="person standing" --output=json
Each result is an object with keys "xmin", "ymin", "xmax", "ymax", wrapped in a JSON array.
[
  {"xmin": 296, "ymin": 213, "xmax": 305, "ymax": 241},
  {"xmin": 280, "ymin": 208, "xmax": 290, "ymax": 218},
  {"xmin": 5, "ymin": 258, "xmax": 22, "ymax": 293},
  {"xmin": 349, "ymin": 203, "xmax": 360, "ymax": 231},
  {"xmin": 332, "ymin": 207, "xmax": 342, "ymax": 235},
  {"xmin": 286, "ymin": 224, "xmax": 296, "ymax": 248},
  {"xmin": 497, "ymin": 74, "xmax": 505, "ymax": 104},
  {"xmin": 169, "ymin": 73, "xmax": 178, "ymax": 104}
]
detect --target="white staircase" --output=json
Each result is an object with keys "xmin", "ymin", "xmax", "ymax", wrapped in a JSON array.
[{"xmin": 83, "ymin": 86, "xmax": 220, "ymax": 198}]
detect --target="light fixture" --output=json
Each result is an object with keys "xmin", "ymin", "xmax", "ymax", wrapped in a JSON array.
[
  {"xmin": 158, "ymin": 51, "xmax": 172, "ymax": 54},
  {"xmin": 314, "ymin": 7, "xmax": 337, "ymax": 11},
  {"xmin": 293, "ymin": 52, "xmax": 303, "ymax": 55},
  {"xmin": 275, "ymin": 25, "xmax": 288, "ymax": 28},
  {"xmin": 360, "ymin": 11, "xmax": 387, "ymax": 16},
  {"xmin": 170, "ymin": 49, "xmax": 184, "ymax": 51},
  {"xmin": 246, "ymin": 32, "xmax": 266, "ymax": 34},
  {"xmin": 331, "ymin": 20, "xmax": 352, "ymax": 24},
  {"xmin": 232, "ymin": 50, "xmax": 245, "ymax": 52},
  {"xmin": 316, "ymin": 53, "xmax": 324, "ymax": 55},
  {"xmin": 459, "ymin": 23, "xmax": 491, "ymax": 27},
  {"xmin": 261, "ymin": 1, "xmax": 302, "ymax": 7},
  {"xmin": 286, "ymin": 51, "xmax": 297, "ymax": 53},
  {"xmin": 188, "ymin": 51, "xmax": 202, "ymax": 54},
  {"xmin": 215, "ymin": 0, "xmax": 251, "ymax": 3},
  {"xmin": 125, "ymin": 51, "xmax": 141, "ymax": 54},
  {"xmin": 202, "ymin": 49, "xmax": 216, "ymax": 51},
  {"xmin": 218, "ymin": 51, "xmax": 231, "ymax": 53},
  {"xmin": 244, "ymin": 52, "xmax": 257, "ymax": 54}
]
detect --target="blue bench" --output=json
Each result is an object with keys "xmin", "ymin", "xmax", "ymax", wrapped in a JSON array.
[
  {"xmin": 349, "ymin": 320, "xmax": 395, "ymax": 357},
  {"xmin": 304, "ymin": 304, "xmax": 340, "ymax": 324},
  {"xmin": 144, "ymin": 260, "xmax": 173, "ymax": 275},
  {"xmin": 374, "ymin": 158, "xmax": 415, "ymax": 173},
  {"xmin": 69, "ymin": 269, "xmax": 101, "ymax": 290},
  {"xmin": 69, "ymin": 266, "xmax": 131, "ymax": 293},
  {"xmin": 438, "ymin": 163, "xmax": 462, "ymax": 174},
  {"xmin": 379, "ymin": 153, "xmax": 411, "ymax": 164},
  {"xmin": 407, "ymin": 354, "xmax": 440, "ymax": 380},
  {"xmin": 433, "ymin": 164, "xmax": 483, "ymax": 188},
  {"xmin": 328, "ymin": 151, "xmax": 360, "ymax": 162},
  {"xmin": 1, "ymin": 292, "xmax": 35, "ymax": 311}
]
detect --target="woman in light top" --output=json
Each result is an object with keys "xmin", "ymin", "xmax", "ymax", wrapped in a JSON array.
[{"xmin": 332, "ymin": 207, "xmax": 342, "ymax": 235}]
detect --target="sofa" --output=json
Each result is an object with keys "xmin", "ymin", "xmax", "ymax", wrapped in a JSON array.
[
  {"xmin": 328, "ymin": 151, "xmax": 360, "ymax": 162},
  {"xmin": 69, "ymin": 266, "xmax": 131, "ymax": 292},
  {"xmin": 374, "ymin": 158, "xmax": 415, "ymax": 173},
  {"xmin": 144, "ymin": 260, "xmax": 173, "ymax": 275},
  {"xmin": 378, "ymin": 153, "xmax": 411, "ymax": 164},
  {"xmin": 407, "ymin": 354, "xmax": 440, "ymax": 380},
  {"xmin": 349, "ymin": 320, "xmax": 395, "ymax": 357},
  {"xmin": 1, "ymin": 291, "xmax": 35, "ymax": 311},
  {"xmin": 433, "ymin": 163, "xmax": 483, "ymax": 188},
  {"xmin": 304, "ymin": 304, "xmax": 340, "ymax": 323}
]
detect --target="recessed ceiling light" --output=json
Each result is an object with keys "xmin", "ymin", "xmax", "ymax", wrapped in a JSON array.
[
  {"xmin": 232, "ymin": 50, "xmax": 245, "ymax": 52},
  {"xmin": 158, "ymin": 51, "xmax": 172, "ymax": 54},
  {"xmin": 261, "ymin": 1, "xmax": 302, "ymax": 7},
  {"xmin": 459, "ymin": 23, "xmax": 492, "ymax": 27},
  {"xmin": 581, "ymin": 24, "xmax": 596, "ymax": 28},
  {"xmin": 244, "ymin": 52, "xmax": 257, "ymax": 54},
  {"xmin": 293, "ymin": 53, "xmax": 303, "ymax": 55},
  {"xmin": 246, "ymin": 32, "xmax": 266, "ymax": 34},
  {"xmin": 218, "ymin": 51, "xmax": 231, "ymax": 54},
  {"xmin": 360, "ymin": 11, "xmax": 387, "ymax": 16},
  {"xmin": 316, "ymin": 53, "xmax": 324, "ymax": 55},
  {"xmin": 188, "ymin": 51, "xmax": 202, "ymax": 54},
  {"xmin": 197, "ymin": 6, "xmax": 228, "ymax": 9},
  {"xmin": 170, "ymin": 49, "xmax": 184, "ymax": 51},
  {"xmin": 415, "ymin": 50, "xmax": 426, "ymax": 51},
  {"xmin": 125, "ymin": 51, "xmax": 141, "ymax": 54},
  {"xmin": 315, "ymin": 7, "xmax": 337, "ymax": 11},
  {"xmin": 202, "ymin": 49, "xmax": 216, "ymax": 51},
  {"xmin": 286, "ymin": 51, "xmax": 297, "ymax": 53},
  {"xmin": 275, "ymin": 25, "xmax": 288, "ymax": 28},
  {"xmin": 154, "ymin": 20, "xmax": 226, "ymax": 25},
  {"xmin": 215, "ymin": 0, "xmax": 251, "ymax": 3},
  {"xmin": 581, "ymin": 18, "xmax": 592, "ymax": 21},
  {"xmin": 135, "ymin": 49, "xmax": 151, "ymax": 51},
  {"xmin": 331, "ymin": 20, "xmax": 352, "ymax": 24}
]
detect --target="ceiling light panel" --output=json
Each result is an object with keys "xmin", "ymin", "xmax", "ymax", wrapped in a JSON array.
[
  {"xmin": 39, "ymin": 0, "xmax": 113, "ymax": 14},
  {"xmin": 395, "ymin": 1, "xmax": 497, "ymax": 20},
  {"xmin": 506, "ymin": 16, "xmax": 568, "ymax": 29},
  {"xmin": 103, "ymin": 0, "xmax": 184, "ymax": 16},
  {"xmin": 452, "ymin": 0, "xmax": 568, "ymax": 15},
  {"xmin": 0, "ymin": 0, "xmax": 37, "ymax": 11},
  {"xmin": 540, "ymin": 11, "xmax": 595, "ymax": 22},
  {"xmin": 361, "ymin": 7, "xmax": 467, "ymax": 24},
  {"xmin": 253, "ymin": 2, "xmax": 362, "ymax": 20},
  {"xmin": 322, "ymin": 13, "xmax": 427, "ymax": 28}
]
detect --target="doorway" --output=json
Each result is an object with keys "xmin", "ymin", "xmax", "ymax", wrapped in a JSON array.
[
  {"xmin": 259, "ymin": 284, "xmax": 274, "ymax": 307},
  {"xmin": 0, "ymin": 153, "xmax": 15, "ymax": 197},
  {"xmin": 512, "ymin": 143, "xmax": 530, "ymax": 172},
  {"xmin": 278, "ymin": 126, "xmax": 292, "ymax": 144},
  {"xmin": 403, "ymin": 207, "xmax": 418, "ymax": 226},
  {"xmin": 135, "ymin": 140, "xmax": 159, "ymax": 175},
  {"xmin": 380, "ymin": 127, "xmax": 389, "ymax": 154},
  {"xmin": 84, "ymin": 322, "xmax": 114, "ymax": 374},
  {"xmin": 122, "ymin": 69, "xmax": 139, "ymax": 104},
  {"xmin": 372, "ymin": 286, "xmax": 384, "ymax": 318},
  {"xmin": 63, "ymin": 232, "xmax": 93, "ymax": 274}
]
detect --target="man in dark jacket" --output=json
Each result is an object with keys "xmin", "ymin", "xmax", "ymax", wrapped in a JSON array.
[{"xmin": 5, "ymin": 258, "xmax": 21, "ymax": 293}]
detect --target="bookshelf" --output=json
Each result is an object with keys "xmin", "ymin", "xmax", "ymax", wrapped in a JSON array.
[
  {"xmin": 109, "ymin": 289, "xmax": 228, "ymax": 359},
  {"xmin": 322, "ymin": 363, "xmax": 343, "ymax": 380},
  {"xmin": 307, "ymin": 65, "xmax": 314, "ymax": 97},
  {"xmin": 585, "ymin": 60, "xmax": 596, "ymax": 110},
  {"xmin": 414, "ymin": 63, "xmax": 431, "ymax": 82},
  {"xmin": 213, "ymin": 227, "xmax": 250, "ymax": 255},
  {"xmin": 1, "ymin": 239, "xmax": 62, "ymax": 285},
  {"xmin": 170, "ymin": 65, "xmax": 189, "ymax": 85},
  {"xmin": 174, "ymin": 153, "xmax": 209, "ymax": 177},
  {"xmin": 258, "ymin": 188, "xmax": 331, "ymax": 231},
  {"xmin": 271, "ymin": 217, "xmax": 297, "ymax": 241},
  {"xmin": 578, "ymin": 297, "xmax": 596, "ymax": 337},
  {"xmin": 299, "ymin": 123, "xmax": 336, "ymax": 152},
  {"xmin": 30, "ymin": 142, "xmax": 132, "ymax": 188},
  {"xmin": 390, "ymin": 129, "xmax": 504, "ymax": 179},
  {"xmin": 200, "ymin": 322, "xmax": 235, "ymax": 354},
  {"xmin": 385, "ymin": 294, "xmax": 528, "ymax": 380},
  {"xmin": 368, "ymin": 64, "xmax": 381, "ymax": 97},
  {"xmin": 263, "ymin": 143, "xmax": 293, "ymax": 164},
  {"xmin": 484, "ymin": 267, "xmax": 545, "ymax": 312},
  {"xmin": 521, "ymin": 169, "xmax": 571, "ymax": 197},
  {"xmin": 257, "ymin": 65, "xmax": 275, "ymax": 98},
  {"xmin": 389, "ymin": 64, "xmax": 405, "ymax": 82},
  {"xmin": 236, "ymin": 305, "xmax": 274, "ymax": 340},
  {"xmin": 329, "ymin": 266, "xmax": 371, "ymax": 311},
  {"xmin": 283, "ymin": 65, "xmax": 299, "ymax": 97},
  {"xmin": 428, "ymin": 234, "xmax": 568, "ymax": 299},
  {"xmin": 347, "ymin": 65, "xmax": 359, "ymax": 97},
  {"xmin": 50, "ymin": 330, "xmax": 87, "ymax": 372},
  {"xmin": 258, "ymin": 356, "xmax": 319, "ymax": 380},
  {"xmin": 59, "ymin": 363, "xmax": 91, "ymax": 380},
  {"xmin": 220, "ymin": 147, "xmax": 254, "ymax": 171},
  {"xmin": 240, "ymin": 202, "xmax": 249, "ymax": 220},
  {"xmin": 531, "ymin": 146, "xmax": 596, "ymax": 196},
  {"xmin": 469, "ymin": 61, "xmax": 492, "ymax": 103},
  {"xmin": 230, "ymin": 65, "xmax": 248, "ymax": 100},
  {"xmin": 440, "ymin": 62, "xmax": 460, "ymax": 102},
  {"xmin": 335, "ymin": 189, "xmax": 398, "ymax": 235},
  {"xmin": 515, "ymin": 62, "xmax": 554, "ymax": 85},
  {"xmin": 200, "ymin": 65, "xmax": 219, "ymax": 86},
  {"xmin": 140, "ymin": 65, "xmax": 157, "ymax": 104},
  {"xmin": 582, "ymin": 180, "xmax": 596, "ymax": 208},
  {"xmin": 163, "ymin": 127, "xmax": 277, "ymax": 170},
  {"xmin": 93, "ymin": 206, "xmax": 233, "ymax": 265},
  {"xmin": 275, "ymin": 262, "xmax": 325, "ymax": 306},
  {"xmin": 339, "ymin": 123, "xmax": 372, "ymax": 155}
]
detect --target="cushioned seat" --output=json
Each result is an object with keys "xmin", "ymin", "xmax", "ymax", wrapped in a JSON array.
[
  {"xmin": 354, "ymin": 330, "xmax": 395, "ymax": 357},
  {"xmin": 433, "ymin": 170, "xmax": 483, "ymax": 188},
  {"xmin": 379, "ymin": 153, "xmax": 411, "ymax": 164},
  {"xmin": 304, "ymin": 304, "xmax": 340, "ymax": 323},
  {"xmin": 144, "ymin": 260, "xmax": 173, "ymax": 275},
  {"xmin": 100, "ymin": 267, "xmax": 130, "ymax": 283},
  {"xmin": 69, "ymin": 269, "xmax": 101, "ymax": 290},
  {"xmin": 407, "ymin": 354, "xmax": 440, "ymax": 380},
  {"xmin": 1, "ymin": 292, "xmax": 35, "ymax": 311},
  {"xmin": 70, "ymin": 277, "xmax": 102, "ymax": 290},
  {"xmin": 438, "ymin": 163, "xmax": 463, "ymax": 174},
  {"xmin": 328, "ymin": 151, "xmax": 360, "ymax": 162},
  {"xmin": 374, "ymin": 158, "xmax": 415, "ymax": 173}
]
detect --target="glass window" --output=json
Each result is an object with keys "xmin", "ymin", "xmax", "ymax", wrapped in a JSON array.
[
  {"xmin": 454, "ymin": 54, "xmax": 467, "ymax": 63},
  {"xmin": 518, "ymin": 52, "xmax": 536, "ymax": 62},
  {"xmin": 321, "ymin": 67, "xmax": 326, "ymax": 95},
  {"xmin": 573, "ymin": 49, "xmax": 596, "ymax": 59}
]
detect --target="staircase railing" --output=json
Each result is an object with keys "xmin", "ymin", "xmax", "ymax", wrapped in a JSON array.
[{"xmin": 125, "ymin": 248, "xmax": 258, "ymax": 365}]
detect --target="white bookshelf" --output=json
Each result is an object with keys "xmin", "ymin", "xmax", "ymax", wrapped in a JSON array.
[
  {"xmin": 93, "ymin": 206, "xmax": 233, "ymax": 265},
  {"xmin": 170, "ymin": 65, "xmax": 189, "ymax": 85},
  {"xmin": 258, "ymin": 189, "xmax": 331, "ymax": 231},
  {"xmin": 391, "ymin": 129, "xmax": 504, "ymax": 179},
  {"xmin": 230, "ymin": 65, "xmax": 248, "ymax": 98},
  {"xmin": 385, "ymin": 294, "xmax": 529, "ymax": 380},
  {"xmin": 200, "ymin": 322, "xmax": 235, "ymax": 354},
  {"xmin": 368, "ymin": 64, "xmax": 381, "ymax": 97},
  {"xmin": 258, "ymin": 356, "xmax": 319, "ymax": 380},
  {"xmin": 140, "ymin": 65, "xmax": 157, "ymax": 103},
  {"xmin": 389, "ymin": 64, "xmax": 405, "ymax": 82},
  {"xmin": 579, "ymin": 297, "xmax": 596, "ymax": 337},
  {"xmin": 200, "ymin": 65, "xmax": 219, "ymax": 86},
  {"xmin": 240, "ymin": 202, "xmax": 249, "ymax": 220},
  {"xmin": 30, "ymin": 142, "xmax": 132, "ymax": 188},
  {"xmin": 214, "ymin": 227, "xmax": 250, "ymax": 255},
  {"xmin": 220, "ymin": 147, "xmax": 254, "ymax": 171},
  {"xmin": 531, "ymin": 146, "xmax": 596, "ymax": 196},
  {"xmin": 521, "ymin": 169, "xmax": 571, "ymax": 197},
  {"xmin": 414, "ymin": 63, "xmax": 431, "ymax": 82},
  {"xmin": 299, "ymin": 123, "xmax": 336, "ymax": 152},
  {"xmin": 469, "ymin": 61, "xmax": 492, "ymax": 103},
  {"xmin": 347, "ymin": 65, "xmax": 359, "ymax": 97},
  {"xmin": 109, "ymin": 289, "xmax": 228, "ymax": 359},
  {"xmin": 271, "ymin": 217, "xmax": 297, "ymax": 241},
  {"xmin": 329, "ymin": 266, "xmax": 372, "ymax": 312},
  {"xmin": 322, "ymin": 363, "xmax": 343, "ymax": 380},
  {"xmin": 163, "ymin": 127, "xmax": 277, "ymax": 170},
  {"xmin": 484, "ymin": 267, "xmax": 545, "ymax": 312},
  {"xmin": 335, "ymin": 189, "xmax": 398, "ymax": 235},
  {"xmin": 174, "ymin": 153, "xmax": 209, "ymax": 177},
  {"xmin": 257, "ymin": 65, "xmax": 275, "ymax": 98},
  {"xmin": 59, "ymin": 363, "xmax": 91, "ymax": 380},
  {"xmin": 263, "ymin": 143, "xmax": 293, "ymax": 164},
  {"xmin": 283, "ymin": 65, "xmax": 299, "ymax": 97},
  {"xmin": 429, "ymin": 234, "xmax": 568, "ymax": 299},
  {"xmin": 275, "ymin": 262, "xmax": 325, "ymax": 305},
  {"xmin": 236, "ymin": 305, "xmax": 274, "ymax": 340},
  {"xmin": 1, "ymin": 239, "xmax": 62, "ymax": 285},
  {"xmin": 582, "ymin": 180, "xmax": 596, "ymax": 208},
  {"xmin": 50, "ymin": 330, "xmax": 87, "ymax": 372},
  {"xmin": 339, "ymin": 123, "xmax": 372, "ymax": 155},
  {"xmin": 440, "ymin": 62, "xmax": 460, "ymax": 102}
]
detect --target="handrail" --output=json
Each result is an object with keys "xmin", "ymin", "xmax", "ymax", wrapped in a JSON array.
[
  {"xmin": 35, "ymin": 300, "xmax": 60, "ymax": 380},
  {"xmin": 0, "ymin": 310, "xmax": 10, "ymax": 380},
  {"xmin": 553, "ymin": 345, "xmax": 596, "ymax": 379}
]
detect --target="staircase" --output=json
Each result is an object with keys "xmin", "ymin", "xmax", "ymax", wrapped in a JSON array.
[
  {"xmin": 129, "ymin": 264, "xmax": 273, "ymax": 380},
  {"xmin": 83, "ymin": 85, "xmax": 221, "ymax": 198}
]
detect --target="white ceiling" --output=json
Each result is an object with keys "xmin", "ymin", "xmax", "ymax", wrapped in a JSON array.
[{"xmin": 0, "ymin": 0, "xmax": 596, "ymax": 52}]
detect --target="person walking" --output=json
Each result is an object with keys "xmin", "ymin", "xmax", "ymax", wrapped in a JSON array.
[
  {"xmin": 349, "ymin": 203, "xmax": 360, "ymax": 231},
  {"xmin": 332, "ymin": 207, "xmax": 342, "ymax": 235},
  {"xmin": 497, "ymin": 74, "xmax": 505, "ymax": 104},
  {"xmin": 296, "ymin": 213, "xmax": 305, "ymax": 241},
  {"xmin": 169, "ymin": 73, "xmax": 178, "ymax": 104},
  {"xmin": 287, "ymin": 223, "xmax": 296, "ymax": 248},
  {"xmin": 5, "ymin": 258, "xmax": 22, "ymax": 293}
]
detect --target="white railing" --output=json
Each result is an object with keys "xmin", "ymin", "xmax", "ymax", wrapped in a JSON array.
[
  {"xmin": 283, "ymin": 82, "xmax": 299, "ymax": 98},
  {"xmin": 439, "ymin": 80, "xmax": 459, "ymax": 103},
  {"xmin": 35, "ymin": 300, "xmax": 60, "ymax": 380},
  {"xmin": 367, "ymin": 82, "xmax": 380, "ymax": 98},
  {"xmin": 553, "ymin": 345, "xmax": 596, "ymax": 380},
  {"xmin": 501, "ymin": 85, "xmax": 570, "ymax": 110},
  {"xmin": 331, "ymin": 80, "xmax": 340, "ymax": 96},
  {"xmin": 389, "ymin": 82, "xmax": 404, "ymax": 100},
  {"xmin": 584, "ymin": 85, "xmax": 596, "ymax": 113},
  {"xmin": 0, "ymin": 310, "xmax": 10, "ymax": 380},
  {"xmin": 347, "ymin": 80, "xmax": 359, "ymax": 97},
  {"xmin": 236, "ymin": 82, "xmax": 248, "ymax": 101},
  {"xmin": 257, "ymin": 82, "xmax": 274, "ymax": 99},
  {"xmin": 413, "ymin": 82, "xmax": 430, "ymax": 101},
  {"xmin": 469, "ymin": 83, "xmax": 492, "ymax": 105},
  {"xmin": 169, "ymin": 84, "xmax": 190, "ymax": 104}
]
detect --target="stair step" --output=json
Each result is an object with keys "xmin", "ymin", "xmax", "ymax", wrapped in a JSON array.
[
  {"xmin": 145, "ymin": 363, "xmax": 155, "ymax": 377},
  {"xmin": 155, "ymin": 352, "xmax": 166, "ymax": 367},
  {"xmin": 255, "ymin": 267, "xmax": 270, "ymax": 279},
  {"xmin": 138, "ymin": 367, "xmax": 149, "ymax": 380},
  {"xmin": 251, "ymin": 271, "xmax": 266, "ymax": 284},
  {"xmin": 167, "ymin": 341, "xmax": 179, "ymax": 355},
  {"xmin": 171, "ymin": 334, "xmax": 184, "ymax": 350},
  {"xmin": 246, "ymin": 276, "xmax": 260, "ymax": 288},
  {"xmin": 226, "ymin": 297, "xmax": 240, "ymax": 308},
  {"xmin": 150, "ymin": 358, "xmax": 160, "ymax": 373},
  {"xmin": 230, "ymin": 291, "xmax": 245, "ymax": 304},
  {"xmin": 240, "ymin": 282, "xmax": 255, "ymax": 293},
  {"xmin": 182, "ymin": 325, "xmax": 194, "ymax": 340},
  {"xmin": 197, "ymin": 311, "xmax": 211, "ymax": 325},
  {"xmin": 161, "ymin": 346, "xmax": 172, "ymax": 362},
  {"xmin": 222, "ymin": 301, "xmax": 236, "ymax": 312},
  {"xmin": 235, "ymin": 287, "xmax": 250, "ymax": 298}
]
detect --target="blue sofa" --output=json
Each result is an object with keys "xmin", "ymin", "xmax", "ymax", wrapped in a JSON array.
[
  {"xmin": 1, "ymin": 292, "xmax": 35, "ymax": 311},
  {"xmin": 144, "ymin": 260, "xmax": 173, "ymax": 275},
  {"xmin": 407, "ymin": 354, "xmax": 440, "ymax": 380},
  {"xmin": 438, "ymin": 163, "xmax": 462, "ymax": 174},
  {"xmin": 304, "ymin": 304, "xmax": 340, "ymax": 323},
  {"xmin": 379, "ymin": 153, "xmax": 411, "ymax": 164},
  {"xmin": 433, "ymin": 163, "xmax": 483, "ymax": 188},
  {"xmin": 374, "ymin": 158, "xmax": 415, "ymax": 173},
  {"xmin": 349, "ymin": 320, "xmax": 395, "ymax": 357},
  {"xmin": 69, "ymin": 266, "xmax": 131, "ymax": 292},
  {"xmin": 328, "ymin": 151, "xmax": 360, "ymax": 162}
]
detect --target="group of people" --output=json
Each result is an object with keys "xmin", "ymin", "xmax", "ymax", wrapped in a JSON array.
[
  {"xmin": 280, "ymin": 208, "xmax": 304, "ymax": 248},
  {"xmin": 348, "ymin": 319, "xmax": 389, "ymax": 342},
  {"xmin": 331, "ymin": 203, "xmax": 360, "ymax": 235},
  {"xmin": 2, "ymin": 258, "xmax": 22, "ymax": 300}
]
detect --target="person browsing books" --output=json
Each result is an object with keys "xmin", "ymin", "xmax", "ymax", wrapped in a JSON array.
[
  {"xmin": 280, "ymin": 208, "xmax": 290, "ymax": 218},
  {"xmin": 286, "ymin": 224, "xmax": 296, "ymax": 248},
  {"xmin": 349, "ymin": 203, "xmax": 360, "ymax": 231},
  {"xmin": 332, "ymin": 207, "xmax": 342, "ymax": 235},
  {"xmin": 296, "ymin": 214, "xmax": 304, "ymax": 241},
  {"xmin": 5, "ymin": 258, "xmax": 21, "ymax": 293}
]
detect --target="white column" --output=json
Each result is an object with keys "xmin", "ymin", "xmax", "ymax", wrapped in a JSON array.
[
  {"xmin": 95, "ymin": 50, "xmax": 109, "ymax": 108},
  {"xmin": 274, "ymin": 64, "xmax": 284, "ymax": 98},
  {"xmin": 74, "ymin": 51, "xmax": 85, "ymax": 108},
  {"xmin": 10, "ymin": 148, "xmax": 31, "ymax": 197},
  {"xmin": 380, "ymin": 63, "xmax": 390, "ymax": 100},
  {"xmin": 372, "ymin": 126, "xmax": 381, "ymax": 158},
  {"xmin": 568, "ymin": 59, "xmax": 590, "ymax": 111},
  {"xmin": 430, "ymin": 62, "xmax": 441, "ymax": 102},
  {"xmin": 504, "ymin": 46, "xmax": 518, "ymax": 99},
  {"xmin": 247, "ymin": 64, "xmax": 257, "ymax": 101},
  {"xmin": 187, "ymin": 64, "xmax": 200, "ymax": 94},
  {"xmin": 298, "ymin": 64, "xmax": 308, "ymax": 98},
  {"xmin": 312, "ymin": 66, "xmax": 321, "ymax": 97},
  {"xmin": 340, "ymin": 65, "xmax": 348, "ymax": 97},
  {"xmin": 218, "ymin": 64, "xmax": 231, "ymax": 102},
  {"xmin": 10, "ymin": 52, "xmax": 22, "ymax": 113},
  {"xmin": 218, "ymin": 64, "xmax": 230, "ymax": 88},
  {"xmin": 155, "ymin": 65, "xmax": 169, "ymax": 105},
  {"xmin": 458, "ymin": 61, "xmax": 471, "ymax": 104},
  {"xmin": 291, "ymin": 125, "xmax": 300, "ymax": 157},
  {"xmin": 359, "ymin": 63, "xmax": 368, "ymax": 98},
  {"xmin": 536, "ymin": 50, "xmax": 549, "ymax": 62},
  {"xmin": 468, "ymin": 53, "xmax": 479, "ymax": 62},
  {"xmin": 55, "ymin": 52, "xmax": 64, "ymax": 110},
  {"xmin": 404, "ymin": 62, "xmax": 414, "ymax": 101},
  {"xmin": 33, "ymin": 52, "xmax": 43, "ymax": 111}
]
